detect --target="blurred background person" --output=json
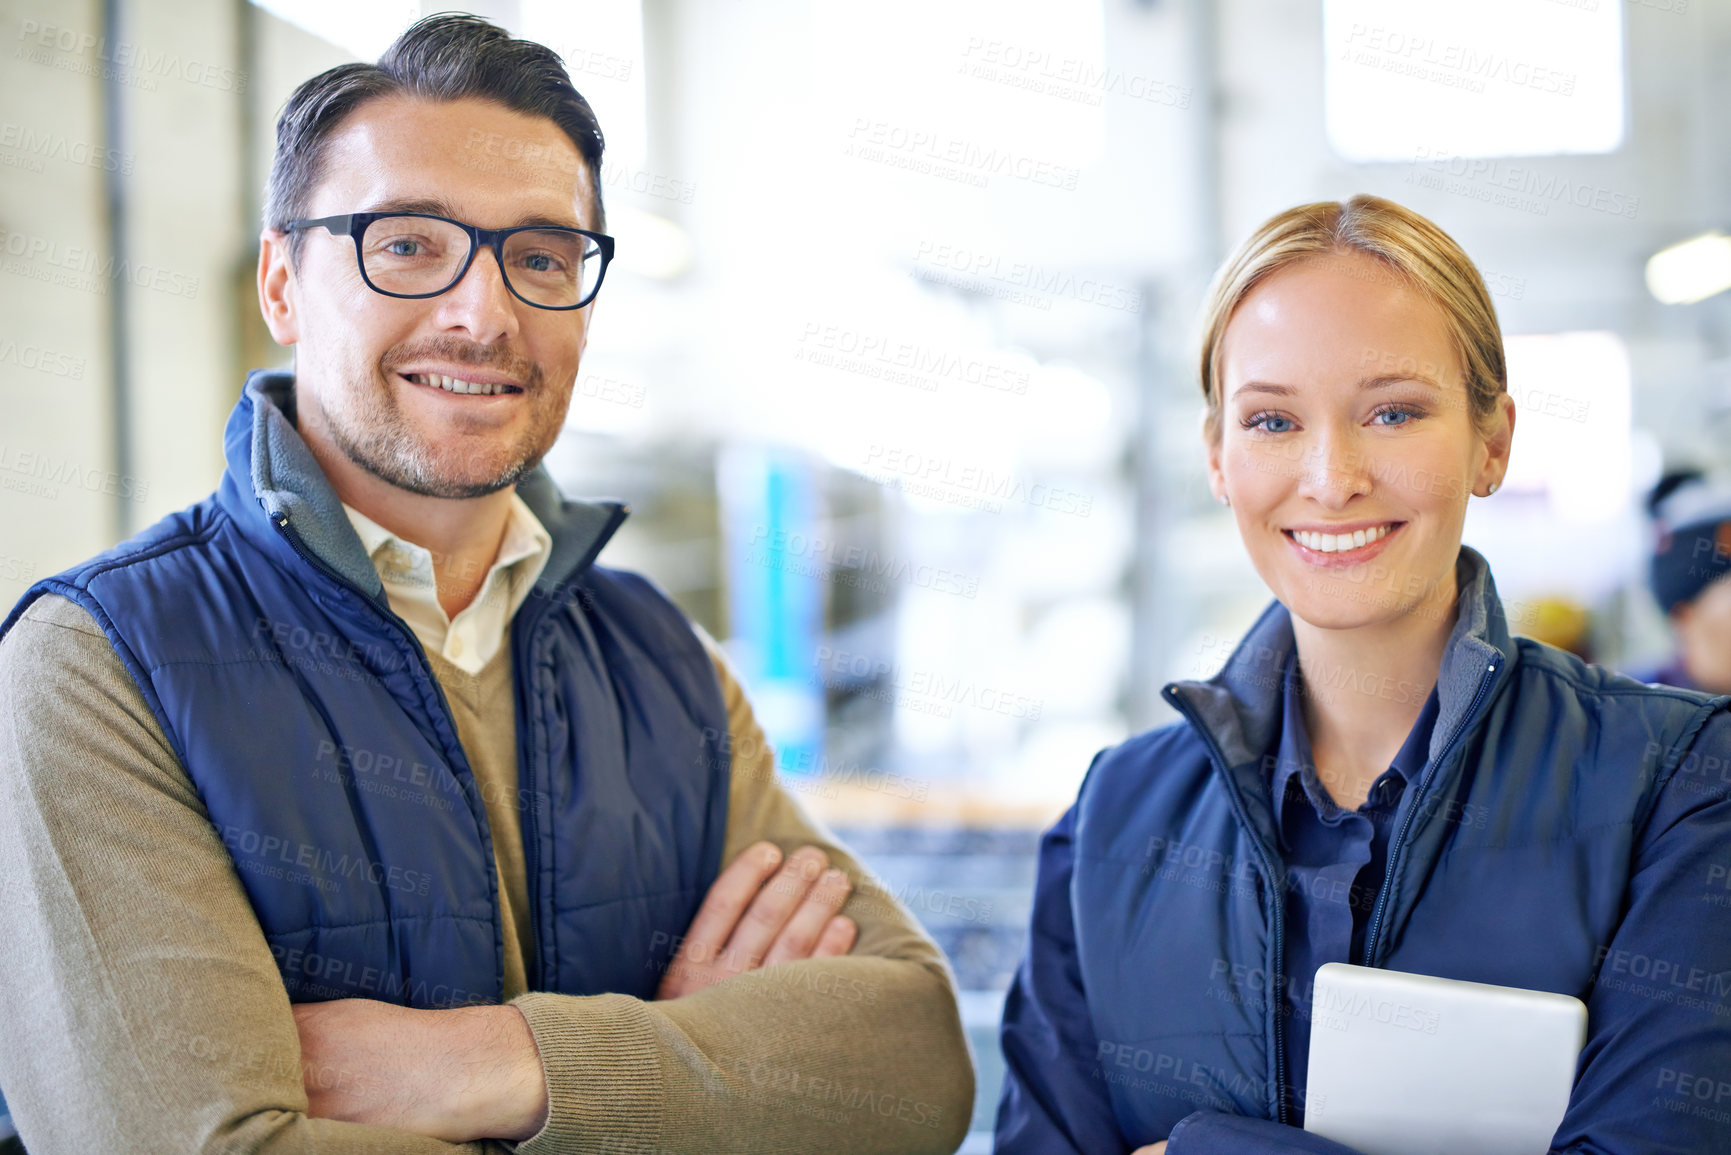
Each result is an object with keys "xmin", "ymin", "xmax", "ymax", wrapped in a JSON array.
[{"xmin": 1636, "ymin": 468, "xmax": 1731, "ymax": 693}]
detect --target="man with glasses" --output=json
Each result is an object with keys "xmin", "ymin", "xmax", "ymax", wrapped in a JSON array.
[
  {"xmin": 285, "ymin": 208, "xmax": 614, "ymax": 316},
  {"xmin": 0, "ymin": 14, "xmax": 971, "ymax": 1154}
]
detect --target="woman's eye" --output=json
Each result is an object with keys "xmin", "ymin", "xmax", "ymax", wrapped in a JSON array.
[
  {"xmin": 1371, "ymin": 405, "xmax": 1423, "ymax": 427},
  {"xmin": 1244, "ymin": 411, "xmax": 1295, "ymax": 434}
]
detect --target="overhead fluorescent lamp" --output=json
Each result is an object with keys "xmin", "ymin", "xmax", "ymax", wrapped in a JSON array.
[{"xmin": 1646, "ymin": 232, "xmax": 1731, "ymax": 306}]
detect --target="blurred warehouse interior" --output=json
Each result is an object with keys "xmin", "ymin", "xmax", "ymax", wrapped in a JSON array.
[{"xmin": 4, "ymin": 0, "xmax": 1731, "ymax": 1143}]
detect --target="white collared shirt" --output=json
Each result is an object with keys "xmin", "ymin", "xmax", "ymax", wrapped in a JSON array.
[{"xmin": 342, "ymin": 494, "xmax": 553, "ymax": 675}]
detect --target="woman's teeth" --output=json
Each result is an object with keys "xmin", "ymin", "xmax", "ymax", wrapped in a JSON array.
[
  {"xmin": 1291, "ymin": 523, "xmax": 1396, "ymax": 553},
  {"xmin": 406, "ymin": 372, "xmax": 511, "ymax": 396}
]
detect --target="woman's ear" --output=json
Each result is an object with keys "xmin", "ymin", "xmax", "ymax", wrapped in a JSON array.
[
  {"xmin": 1206, "ymin": 429, "xmax": 1229, "ymax": 506},
  {"xmin": 1476, "ymin": 391, "xmax": 1516, "ymax": 496}
]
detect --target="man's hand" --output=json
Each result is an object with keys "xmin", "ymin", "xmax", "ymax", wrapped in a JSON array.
[
  {"xmin": 1132, "ymin": 1144, "xmax": 1168, "ymax": 1154},
  {"xmin": 290, "ymin": 843, "xmax": 856, "ymax": 1136},
  {"xmin": 293, "ymin": 998, "xmax": 548, "ymax": 1143},
  {"xmin": 656, "ymin": 841, "xmax": 858, "ymax": 999}
]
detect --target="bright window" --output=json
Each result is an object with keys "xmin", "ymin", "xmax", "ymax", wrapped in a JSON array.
[{"xmin": 1323, "ymin": 0, "xmax": 1624, "ymax": 161}]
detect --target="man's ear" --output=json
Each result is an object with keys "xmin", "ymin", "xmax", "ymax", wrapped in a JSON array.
[{"xmin": 258, "ymin": 229, "xmax": 300, "ymax": 347}]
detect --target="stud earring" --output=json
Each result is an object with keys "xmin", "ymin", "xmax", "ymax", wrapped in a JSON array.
[
  {"xmin": 1218, "ymin": 494, "xmax": 1230, "ymax": 507},
  {"xmin": 1486, "ymin": 481, "xmax": 1499, "ymax": 496}
]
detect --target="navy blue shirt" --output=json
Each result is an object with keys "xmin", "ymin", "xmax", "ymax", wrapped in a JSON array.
[{"xmin": 1269, "ymin": 650, "xmax": 1440, "ymax": 1126}]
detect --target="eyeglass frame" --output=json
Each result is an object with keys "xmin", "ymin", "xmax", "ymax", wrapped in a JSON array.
[{"xmin": 283, "ymin": 211, "xmax": 616, "ymax": 311}]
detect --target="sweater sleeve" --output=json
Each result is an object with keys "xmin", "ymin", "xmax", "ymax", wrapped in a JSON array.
[
  {"xmin": 0, "ymin": 594, "xmax": 506, "ymax": 1155},
  {"xmin": 507, "ymin": 628, "xmax": 975, "ymax": 1155}
]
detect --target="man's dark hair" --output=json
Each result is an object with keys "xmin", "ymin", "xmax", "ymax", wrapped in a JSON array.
[{"xmin": 263, "ymin": 12, "xmax": 606, "ymax": 266}]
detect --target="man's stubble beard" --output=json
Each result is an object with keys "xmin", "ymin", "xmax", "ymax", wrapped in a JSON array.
[{"xmin": 319, "ymin": 348, "xmax": 564, "ymax": 500}]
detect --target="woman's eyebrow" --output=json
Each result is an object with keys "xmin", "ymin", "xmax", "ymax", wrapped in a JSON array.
[
  {"xmin": 1232, "ymin": 374, "xmax": 1443, "ymax": 399},
  {"xmin": 1359, "ymin": 373, "xmax": 1443, "ymax": 391},
  {"xmin": 1234, "ymin": 381, "xmax": 1295, "ymax": 397}
]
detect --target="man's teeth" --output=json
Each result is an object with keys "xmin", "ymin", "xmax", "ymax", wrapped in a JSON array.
[
  {"xmin": 406, "ymin": 372, "xmax": 510, "ymax": 396},
  {"xmin": 1292, "ymin": 523, "xmax": 1396, "ymax": 553}
]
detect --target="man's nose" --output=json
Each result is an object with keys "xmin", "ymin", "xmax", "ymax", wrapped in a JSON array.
[{"xmin": 433, "ymin": 244, "xmax": 521, "ymax": 344}]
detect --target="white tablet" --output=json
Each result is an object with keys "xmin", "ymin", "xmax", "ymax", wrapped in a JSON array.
[{"xmin": 1304, "ymin": 963, "xmax": 1587, "ymax": 1155}]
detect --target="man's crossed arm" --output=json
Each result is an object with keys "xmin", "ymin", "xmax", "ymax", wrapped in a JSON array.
[
  {"xmin": 0, "ymin": 596, "xmax": 973, "ymax": 1154},
  {"xmin": 292, "ymin": 839, "xmax": 861, "ymax": 1142}
]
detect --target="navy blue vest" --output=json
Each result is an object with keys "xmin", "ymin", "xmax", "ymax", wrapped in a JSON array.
[
  {"xmin": 1065, "ymin": 555, "xmax": 1728, "ymax": 1138},
  {"xmin": 1, "ymin": 375, "xmax": 731, "ymax": 1009}
]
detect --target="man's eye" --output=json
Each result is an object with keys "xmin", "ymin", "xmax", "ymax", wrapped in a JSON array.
[
  {"xmin": 374, "ymin": 236, "xmax": 437, "ymax": 258},
  {"xmin": 520, "ymin": 252, "xmax": 566, "ymax": 273}
]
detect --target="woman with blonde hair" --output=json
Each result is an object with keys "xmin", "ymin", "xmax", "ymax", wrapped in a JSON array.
[{"xmin": 994, "ymin": 195, "xmax": 1731, "ymax": 1154}]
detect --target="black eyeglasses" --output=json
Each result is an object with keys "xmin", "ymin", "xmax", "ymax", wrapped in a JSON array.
[{"xmin": 284, "ymin": 211, "xmax": 615, "ymax": 310}]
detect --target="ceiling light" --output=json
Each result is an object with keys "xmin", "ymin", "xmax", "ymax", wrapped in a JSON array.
[{"xmin": 1646, "ymin": 232, "xmax": 1731, "ymax": 305}]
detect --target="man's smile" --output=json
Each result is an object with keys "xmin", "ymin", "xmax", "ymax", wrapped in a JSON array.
[{"xmin": 397, "ymin": 367, "xmax": 525, "ymax": 397}]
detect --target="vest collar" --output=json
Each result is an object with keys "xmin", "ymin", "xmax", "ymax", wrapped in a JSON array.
[
  {"xmin": 1162, "ymin": 546, "xmax": 1517, "ymax": 836},
  {"xmin": 223, "ymin": 368, "xmax": 627, "ymax": 598}
]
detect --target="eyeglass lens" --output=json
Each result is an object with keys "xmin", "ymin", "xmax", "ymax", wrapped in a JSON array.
[{"xmin": 361, "ymin": 215, "xmax": 602, "ymax": 307}]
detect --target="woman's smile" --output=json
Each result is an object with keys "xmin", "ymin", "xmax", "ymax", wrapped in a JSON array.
[{"xmin": 1282, "ymin": 520, "xmax": 1406, "ymax": 567}]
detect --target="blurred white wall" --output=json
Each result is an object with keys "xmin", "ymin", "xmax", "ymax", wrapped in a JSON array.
[
  {"xmin": 4, "ymin": 0, "xmax": 1730, "ymax": 780},
  {"xmin": 2, "ymin": 0, "xmax": 247, "ymax": 605}
]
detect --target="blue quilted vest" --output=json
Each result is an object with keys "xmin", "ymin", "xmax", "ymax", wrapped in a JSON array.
[
  {"xmin": 1066, "ymin": 549, "xmax": 1729, "ymax": 1139},
  {"xmin": 1, "ymin": 371, "xmax": 731, "ymax": 1008}
]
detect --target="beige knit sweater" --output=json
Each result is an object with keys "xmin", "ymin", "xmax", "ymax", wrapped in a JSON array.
[{"xmin": 0, "ymin": 594, "xmax": 973, "ymax": 1154}]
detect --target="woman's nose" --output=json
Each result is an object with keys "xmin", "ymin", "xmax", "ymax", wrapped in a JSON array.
[{"xmin": 1298, "ymin": 431, "xmax": 1374, "ymax": 507}]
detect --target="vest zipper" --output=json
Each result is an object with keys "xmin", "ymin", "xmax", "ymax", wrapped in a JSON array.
[
  {"xmin": 1162, "ymin": 687, "xmax": 1291, "ymax": 1128},
  {"xmin": 509, "ymin": 593, "xmax": 558, "ymax": 993},
  {"xmin": 508, "ymin": 500, "xmax": 628, "ymax": 994},
  {"xmin": 1360, "ymin": 659, "xmax": 1500, "ymax": 966},
  {"xmin": 269, "ymin": 510, "xmax": 510, "ymax": 998}
]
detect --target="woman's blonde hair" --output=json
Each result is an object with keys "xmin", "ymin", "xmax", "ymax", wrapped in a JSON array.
[{"xmin": 1197, "ymin": 195, "xmax": 1507, "ymax": 444}]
